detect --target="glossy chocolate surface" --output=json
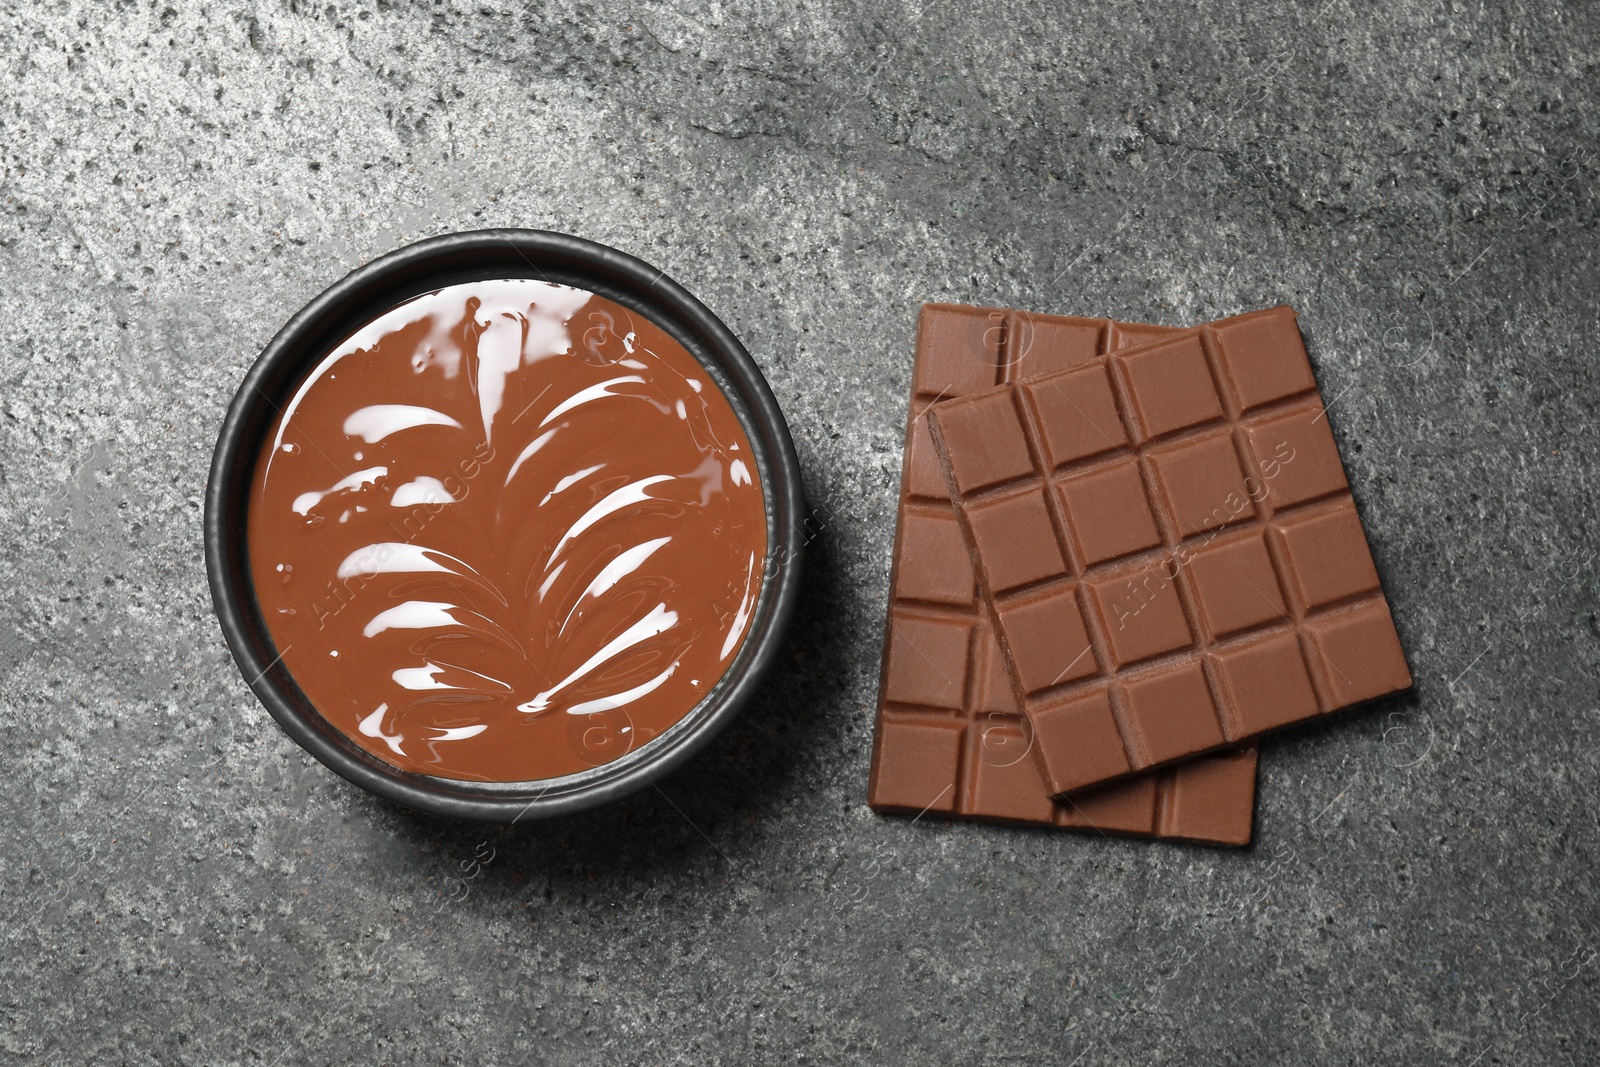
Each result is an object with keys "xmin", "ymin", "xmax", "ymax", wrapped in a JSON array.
[{"xmin": 248, "ymin": 281, "xmax": 767, "ymax": 782}]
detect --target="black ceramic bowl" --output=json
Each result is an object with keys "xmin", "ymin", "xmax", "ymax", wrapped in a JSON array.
[{"xmin": 205, "ymin": 230, "xmax": 804, "ymax": 822}]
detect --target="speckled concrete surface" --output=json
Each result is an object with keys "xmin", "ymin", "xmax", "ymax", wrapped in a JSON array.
[{"xmin": 1, "ymin": 1, "xmax": 1596, "ymax": 1063}]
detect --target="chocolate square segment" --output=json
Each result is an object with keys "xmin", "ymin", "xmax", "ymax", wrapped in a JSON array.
[
  {"xmin": 1210, "ymin": 307, "xmax": 1318, "ymax": 412},
  {"xmin": 896, "ymin": 508, "xmax": 975, "ymax": 606},
  {"xmin": 1184, "ymin": 529, "xmax": 1287, "ymax": 639},
  {"xmin": 1056, "ymin": 460, "xmax": 1162, "ymax": 565},
  {"xmin": 973, "ymin": 622, "xmax": 1018, "ymax": 714},
  {"xmin": 1118, "ymin": 661, "xmax": 1226, "ymax": 766},
  {"xmin": 1146, "ymin": 430, "xmax": 1254, "ymax": 538},
  {"xmin": 904, "ymin": 415, "xmax": 951, "ymax": 501},
  {"xmin": 1158, "ymin": 749, "xmax": 1257, "ymax": 845},
  {"xmin": 871, "ymin": 302, "xmax": 1260, "ymax": 844},
  {"xmin": 934, "ymin": 390, "xmax": 1034, "ymax": 494},
  {"xmin": 870, "ymin": 719, "xmax": 964, "ymax": 813},
  {"xmin": 883, "ymin": 612, "xmax": 971, "ymax": 709},
  {"xmin": 1208, "ymin": 631, "xmax": 1319, "ymax": 735},
  {"xmin": 1065, "ymin": 775, "xmax": 1158, "ymax": 835},
  {"xmin": 913, "ymin": 304, "xmax": 1002, "ymax": 397},
  {"xmin": 965, "ymin": 487, "xmax": 1065, "ymax": 593},
  {"xmin": 973, "ymin": 717, "xmax": 1036, "ymax": 773},
  {"xmin": 969, "ymin": 721, "xmax": 1057, "ymax": 823},
  {"xmin": 1302, "ymin": 600, "xmax": 1411, "ymax": 707},
  {"xmin": 1242, "ymin": 404, "xmax": 1348, "ymax": 510},
  {"xmin": 1030, "ymin": 689, "xmax": 1131, "ymax": 793},
  {"xmin": 1087, "ymin": 564, "xmax": 1192, "ymax": 667},
  {"xmin": 920, "ymin": 304, "xmax": 1409, "ymax": 798},
  {"xmin": 1009, "ymin": 312, "xmax": 1105, "ymax": 377},
  {"xmin": 1115, "ymin": 335, "xmax": 1223, "ymax": 440},
  {"xmin": 996, "ymin": 587, "xmax": 1098, "ymax": 692},
  {"xmin": 1025, "ymin": 364, "xmax": 1128, "ymax": 468},
  {"xmin": 1271, "ymin": 501, "xmax": 1381, "ymax": 612},
  {"xmin": 1113, "ymin": 322, "xmax": 1177, "ymax": 348}
]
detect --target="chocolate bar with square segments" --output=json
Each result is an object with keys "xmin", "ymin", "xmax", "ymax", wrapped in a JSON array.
[
  {"xmin": 925, "ymin": 306, "xmax": 1411, "ymax": 797},
  {"xmin": 868, "ymin": 303, "xmax": 1258, "ymax": 845}
]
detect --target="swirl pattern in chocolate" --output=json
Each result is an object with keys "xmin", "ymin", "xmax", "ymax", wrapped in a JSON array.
[{"xmin": 248, "ymin": 280, "xmax": 767, "ymax": 782}]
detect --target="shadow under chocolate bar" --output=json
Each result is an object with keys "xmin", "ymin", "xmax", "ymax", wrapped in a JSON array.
[
  {"xmin": 868, "ymin": 303, "xmax": 1258, "ymax": 846},
  {"xmin": 924, "ymin": 306, "xmax": 1411, "ymax": 799}
]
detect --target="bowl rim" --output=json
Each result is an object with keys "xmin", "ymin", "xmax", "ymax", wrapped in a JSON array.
[{"xmin": 204, "ymin": 229, "xmax": 804, "ymax": 823}]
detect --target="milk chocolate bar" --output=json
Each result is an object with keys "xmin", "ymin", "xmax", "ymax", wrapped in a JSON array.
[
  {"xmin": 925, "ymin": 306, "xmax": 1411, "ymax": 798},
  {"xmin": 869, "ymin": 304, "xmax": 1258, "ymax": 845}
]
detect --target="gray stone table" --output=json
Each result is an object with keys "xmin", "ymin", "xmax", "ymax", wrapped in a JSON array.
[{"xmin": 1, "ymin": 0, "xmax": 1595, "ymax": 1063}]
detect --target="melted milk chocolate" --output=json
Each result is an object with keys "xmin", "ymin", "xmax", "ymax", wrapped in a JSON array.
[{"xmin": 248, "ymin": 281, "xmax": 767, "ymax": 782}]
